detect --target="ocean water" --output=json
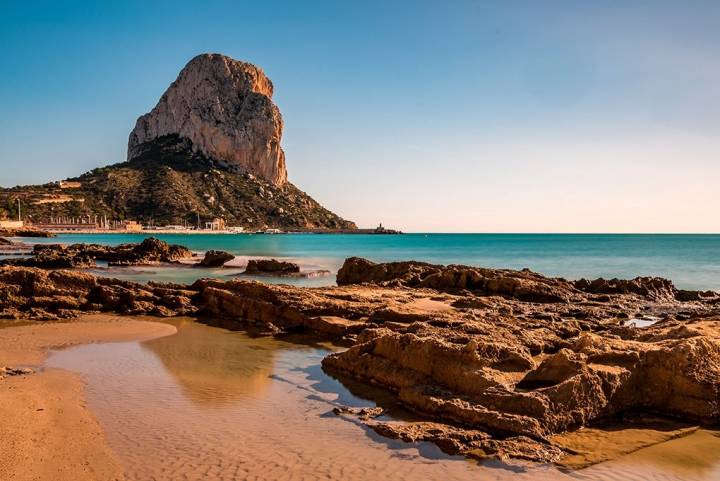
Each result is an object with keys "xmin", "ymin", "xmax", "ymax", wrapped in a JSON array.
[{"xmin": 23, "ymin": 233, "xmax": 720, "ymax": 291}]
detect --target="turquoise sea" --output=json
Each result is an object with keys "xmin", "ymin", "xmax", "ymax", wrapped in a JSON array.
[{"xmin": 21, "ymin": 233, "xmax": 720, "ymax": 291}]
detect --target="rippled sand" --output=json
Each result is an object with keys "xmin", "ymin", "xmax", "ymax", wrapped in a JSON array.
[
  {"xmin": 47, "ymin": 320, "xmax": 720, "ymax": 481},
  {"xmin": 0, "ymin": 316, "xmax": 177, "ymax": 481}
]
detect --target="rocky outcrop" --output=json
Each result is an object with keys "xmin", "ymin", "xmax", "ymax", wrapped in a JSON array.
[
  {"xmin": 337, "ymin": 257, "xmax": 697, "ymax": 304},
  {"xmin": 128, "ymin": 53, "xmax": 287, "ymax": 186},
  {"xmin": 1, "ymin": 237, "xmax": 192, "ymax": 268},
  {"xmin": 0, "ymin": 228, "xmax": 54, "ymax": 238},
  {"xmin": 338, "ymin": 257, "xmax": 577, "ymax": 303},
  {"xmin": 323, "ymin": 329, "xmax": 720, "ymax": 442},
  {"xmin": 573, "ymin": 277, "xmax": 678, "ymax": 301},
  {"xmin": 0, "ymin": 267, "xmax": 198, "ymax": 319},
  {"xmin": 365, "ymin": 420, "xmax": 565, "ymax": 463},
  {"xmin": 2, "ymin": 253, "xmax": 720, "ymax": 465},
  {"xmin": 0, "ymin": 366, "xmax": 34, "ymax": 380},
  {"xmin": 244, "ymin": 259, "xmax": 300, "ymax": 275},
  {"xmin": 198, "ymin": 250, "xmax": 235, "ymax": 267},
  {"xmin": 0, "ymin": 55, "xmax": 356, "ymax": 231},
  {"xmin": 1, "ymin": 246, "xmax": 96, "ymax": 268},
  {"xmin": 104, "ymin": 237, "xmax": 193, "ymax": 266},
  {"xmin": 0, "ymin": 239, "xmax": 33, "ymax": 256}
]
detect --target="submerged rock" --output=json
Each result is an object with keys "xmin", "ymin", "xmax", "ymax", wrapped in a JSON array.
[
  {"xmin": 369, "ymin": 421, "xmax": 566, "ymax": 463},
  {"xmin": 198, "ymin": 250, "xmax": 235, "ymax": 267},
  {"xmin": 0, "ymin": 266, "xmax": 198, "ymax": 319},
  {"xmin": 332, "ymin": 406, "xmax": 384, "ymax": 420}
]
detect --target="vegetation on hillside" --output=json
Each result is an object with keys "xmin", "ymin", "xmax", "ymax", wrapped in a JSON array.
[{"xmin": 0, "ymin": 136, "xmax": 355, "ymax": 230}]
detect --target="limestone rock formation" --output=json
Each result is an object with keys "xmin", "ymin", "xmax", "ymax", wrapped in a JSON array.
[
  {"xmin": 198, "ymin": 250, "xmax": 235, "ymax": 267},
  {"xmin": 337, "ymin": 257, "xmax": 576, "ymax": 303},
  {"xmin": 244, "ymin": 259, "xmax": 300, "ymax": 275},
  {"xmin": 0, "ymin": 228, "xmax": 54, "ymax": 238},
  {"xmin": 0, "ymin": 54, "xmax": 355, "ymax": 230},
  {"xmin": 128, "ymin": 53, "xmax": 287, "ymax": 186},
  {"xmin": 1, "ymin": 237, "xmax": 192, "ymax": 268},
  {"xmin": 4, "ymin": 249, "xmax": 720, "ymax": 465}
]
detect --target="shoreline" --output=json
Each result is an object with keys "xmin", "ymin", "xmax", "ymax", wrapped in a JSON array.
[
  {"xmin": 0, "ymin": 315, "xmax": 177, "ymax": 481},
  {"xmin": 0, "ymin": 238, "xmax": 719, "ymax": 471},
  {"xmin": 11, "ymin": 232, "xmax": 720, "ymax": 293},
  {"xmin": 19, "ymin": 228, "xmax": 399, "ymax": 235},
  {"xmin": 1, "ymin": 314, "xmax": 718, "ymax": 481}
]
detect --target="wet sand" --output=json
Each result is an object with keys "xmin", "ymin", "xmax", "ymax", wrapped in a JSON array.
[
  {"xmin": 0, "ymin": 316, "xmax": 176, "ymax": 481},
  {"xmin": 46, "ymin": 320, "xmax": 720, "ymax": 481},
  {"xmin": 2, "ymin": 316, "xmax": 720, "ymax": 481}
]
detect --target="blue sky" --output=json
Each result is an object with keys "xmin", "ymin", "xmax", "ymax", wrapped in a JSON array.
[{"xmin": 1, "ymin": 1, "xmax": 719, "ymax": 232}]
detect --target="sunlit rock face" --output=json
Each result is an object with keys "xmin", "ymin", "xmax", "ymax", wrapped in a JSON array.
[{"xmin": 128, "ymin": 53, "xmax": 288, "ymax": 186}]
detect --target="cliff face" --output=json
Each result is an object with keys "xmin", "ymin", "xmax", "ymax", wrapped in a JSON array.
[{"xmin": 128, "ymin": 54, "xmax": 287, "ymax": 186}]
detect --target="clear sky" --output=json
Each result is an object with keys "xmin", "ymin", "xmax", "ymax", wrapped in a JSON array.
[{"xmin": 1, "ymin": 1, "xmax": 719, "ymax": 232}]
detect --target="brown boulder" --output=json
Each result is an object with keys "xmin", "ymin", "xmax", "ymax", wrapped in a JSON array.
[
  {"xmin": 198, "ymin": 250, "xmax": 235, "ymax": 267},
  {"xmin": 574, "ymin": 277, "xmax": 678, "ymax": 301},
  {"xmin": 244, "ymin": 259, "xmax": 300, "ymax": 275},
  {"xmin": 107, "ymin": 237, "xmax": 193, "ymax": 266},
  {"xmin": 3, "ymin": 237, "xmax": 193, "ymax": 268}
]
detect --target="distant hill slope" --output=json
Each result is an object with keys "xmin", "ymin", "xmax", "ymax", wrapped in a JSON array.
[{"xmin": 0, "ymin": 135, "xmax": 356, "ymax": 230}]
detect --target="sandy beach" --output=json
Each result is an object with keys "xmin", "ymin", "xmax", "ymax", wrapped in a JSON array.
[
  {"xmin": 0, "ymin": 316, "xmax": 176, "ymax": 481},
  {"xmin": 3, "ymin": 314, "xmax": 719, "ymax": 481}
]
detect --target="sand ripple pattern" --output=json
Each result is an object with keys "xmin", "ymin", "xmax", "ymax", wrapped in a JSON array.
[{"xmin": 48, "ymin": 322, "xmax": 720, "ymax": 481}]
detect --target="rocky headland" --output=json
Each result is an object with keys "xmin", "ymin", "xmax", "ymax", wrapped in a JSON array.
[
  {"xmin": 1, "ymin": 241, "xmax": 719, "ymax": 466},
  {"xmin": 128, "ymin": 54, "xmax": 287, "ymax": 187},
  {"xmin": 243, "ymin": 258, "xmax": 300, "ymax": 275},
  {"xmin": 0, "ymin": 54, "xmax": 354, "ymax": 230}
]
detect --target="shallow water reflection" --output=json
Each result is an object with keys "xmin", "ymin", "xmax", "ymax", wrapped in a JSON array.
[
  {"xmin": 47, "ymin": 321, "xmax": 720, "ymax": 481},
  {"xmin": 141, "ymin": 319, "xmax": 295, "ymax": 405}
]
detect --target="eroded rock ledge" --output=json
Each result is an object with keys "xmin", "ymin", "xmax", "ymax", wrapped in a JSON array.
[
  {"xmin": 0, "ymin": 237, "xmax": 192, "ymax": 268},
  {"xmin": 1, "ymin": 253, "xmax": 719, "ymax": 464}
]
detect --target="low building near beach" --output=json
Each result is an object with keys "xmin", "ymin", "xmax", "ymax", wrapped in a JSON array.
[
  {"xmin": 205, "ymin": 218, "xmax": 226, "ymax": 231},
  {"xmin": 0, "ymin": 220, "xmax": 24, "ymax": 229},
  {"xmin": 120, "ymin": 220, "xmax": 143, "ymax": 232}
]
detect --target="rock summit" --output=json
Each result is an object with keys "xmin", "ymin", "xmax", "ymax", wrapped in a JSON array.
[{"xmin": 128, "ymin": 54, "xmax": 287, "ymax": 186}]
